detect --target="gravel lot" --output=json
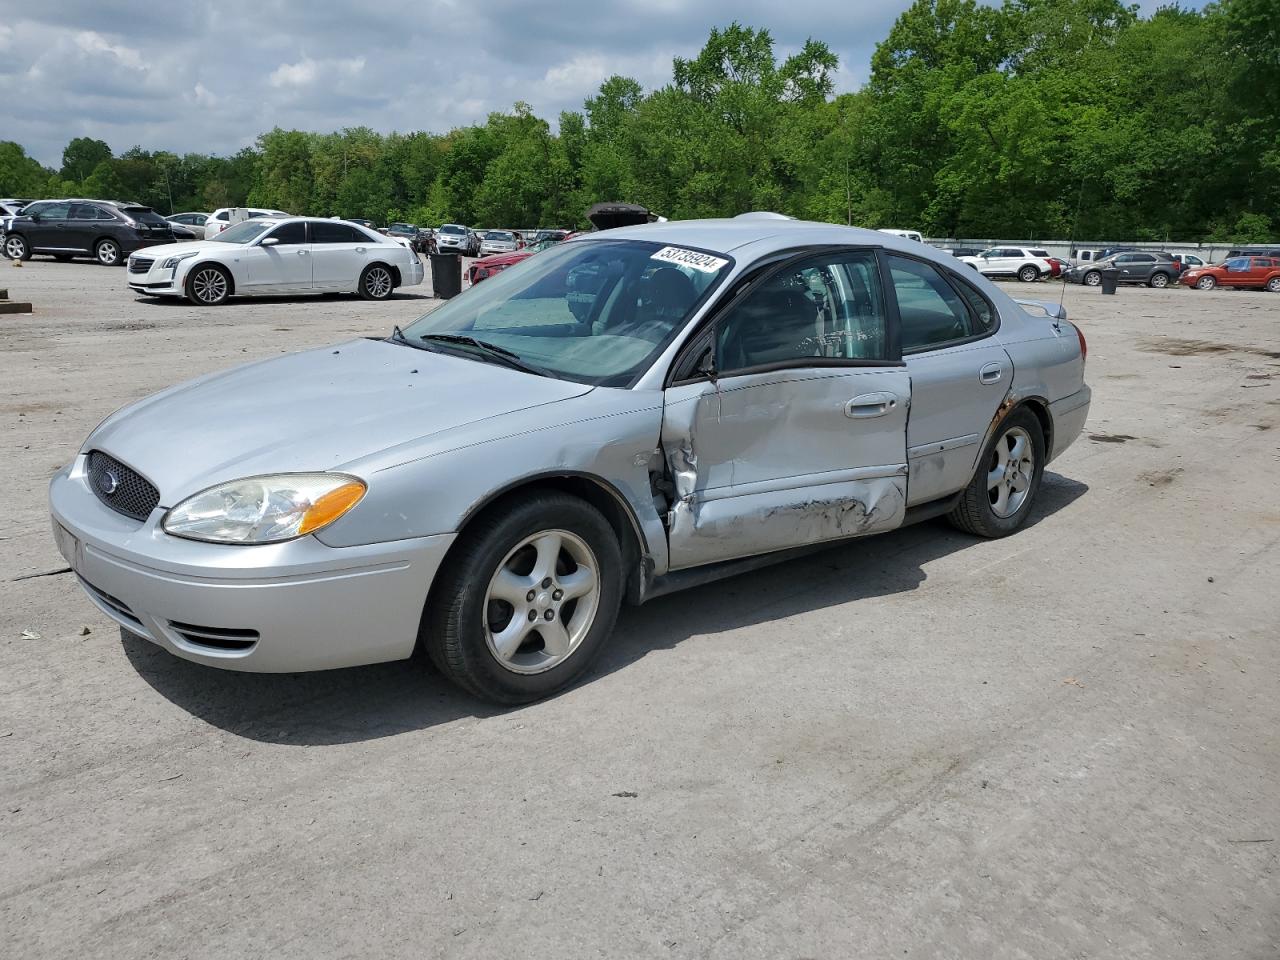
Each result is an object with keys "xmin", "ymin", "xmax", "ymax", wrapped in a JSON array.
[{"xmin": 2, "ymin": 259, "xmax": 1278, "ymax": 959}]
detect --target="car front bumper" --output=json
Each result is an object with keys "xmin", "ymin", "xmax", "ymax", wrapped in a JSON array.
[{"xmin": 49, "ymin": 456, "xmax": 454, "ymax": 672}]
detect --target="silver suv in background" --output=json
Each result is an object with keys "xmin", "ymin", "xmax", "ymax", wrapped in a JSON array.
[{"xmin": 434, "ymin": 223, "xmax": 473, "ymax": 255}]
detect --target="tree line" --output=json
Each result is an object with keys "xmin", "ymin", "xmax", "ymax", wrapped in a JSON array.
[{"xmin": 2, "ymin": 0, "xmax": 1275, "ymax": 242}]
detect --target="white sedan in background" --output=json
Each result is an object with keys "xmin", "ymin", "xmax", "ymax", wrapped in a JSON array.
[
  {"xmin": 126, "ymin": 217, "xmax": 424, "ymax": 305},
  {"xmin": 958, "ymin": 247, "xmax": 1054, "ymax": 282}
]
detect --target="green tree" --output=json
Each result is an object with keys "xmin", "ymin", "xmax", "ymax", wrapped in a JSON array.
[{"xmin": 60, "ymin": 137, "xmax": 113, "ymax": 183}]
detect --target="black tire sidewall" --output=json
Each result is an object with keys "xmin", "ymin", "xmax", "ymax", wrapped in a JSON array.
[{"xmin": 428, "ymin": 495, "xmax": 623, "ymax": 703}]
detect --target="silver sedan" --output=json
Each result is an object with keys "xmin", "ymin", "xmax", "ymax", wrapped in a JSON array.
[{"xmin": 50, "ymin": 217, "xmax": 1091, "ymax": 703}]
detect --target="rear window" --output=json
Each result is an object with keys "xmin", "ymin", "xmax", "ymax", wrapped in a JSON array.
[{"xmin": 119, "ymin": 207, "xmax": 168, "ymax": 225}]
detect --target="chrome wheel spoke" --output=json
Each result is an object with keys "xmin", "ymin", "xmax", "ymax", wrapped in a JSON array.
[
  {"xmin": 530, "ymin": 533, "xmax": 563, "ymax": 582},
  {"xmin": 538, "ymin": 617, "xmax": 571, "ymax": 657},
  {"xmin": 987, "ymin": 462, "xmax": 1007, "ymax": 491},
  {"xmin": 491, "ymin": 615, "xmax": 533, "ymax": 661},
  {"xmin": 1008, "ymin": 434, "xmax": 1028, "ymax": 461},
  {"xmin": 992, "ymin": 481, "xmax": 1011, "ymax": 514},
  {"xmin": 558, "ymin": 564, "xmax": 596, "ymax": 601},
  {"xmin": 491, "ymin": 567, "xmax": 533, "ymax": 605}
]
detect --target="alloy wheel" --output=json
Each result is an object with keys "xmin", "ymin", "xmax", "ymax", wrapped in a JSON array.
[
  {"xmin": 1084, "ymin": 271, "xmax": 1101, "ymax": 286},
  {"xmin": 483, "ymin": 529, "xmax": 600, "ymax": 675},
  {"xmin": 1150, "ymin": 273, "xmax": 1169, "ymax": 288},
  {"xmin": 987, "ymin": 426, "xmax": 1035, "ymax": 519},
  {"xmin": 1197, "ymin": 276, "xmax": 1215, "ymax": 290},
  {"xmin": 365, "ymin": 266, "xmax": 392, "ymax": 298},
  {"xmin": 1267, "ymin": 277, "xmax": 1280, "ymax": 293},
  {"xmin": 5, "ymin": 236, "xmax": 26, "ymax": 259},
  {"xmin": 96, "ymin": 241, "xmax": 119, "ymax": 265},
  {"xmin": 191, "ymin": 268, "xmax": 228, "ymax": 303}
]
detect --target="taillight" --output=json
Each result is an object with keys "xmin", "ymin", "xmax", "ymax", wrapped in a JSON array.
[{"xmin": 1074, "ymin": 323, "xmax": 1087, "ymax": 363}]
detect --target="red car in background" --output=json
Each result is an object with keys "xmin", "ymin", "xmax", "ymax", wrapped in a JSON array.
[
  {"xmin": 1179, "ymin": 256, "xmax": 1280, "ymax": 291},
  {"xmin": 468, "ymin": 234, "xmax": 577, "ymax": 285}
]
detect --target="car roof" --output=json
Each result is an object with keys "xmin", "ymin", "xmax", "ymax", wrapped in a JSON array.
[{"xmin": 578, "ymin": 216, "xmax": 951, "ymax": 260}]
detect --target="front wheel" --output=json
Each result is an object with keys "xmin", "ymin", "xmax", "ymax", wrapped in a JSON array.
[
  {"xmin": 359, "ymin": 263, "xmax": 395, "ymax": 300},
  {"xmin": 1018, "ymin": 264, "xmax": 1040, "ymax": 282},
  {"xmin": 185, "ymin": 264, "xmax": 231, "ymax": 305},
  {"xmin": 948, "ymin": 408, "xmax": 1046, "ymax": 538},
  {"xmin": 1083, "ymin": 270, "xmax": 1102, "ymax": 287},
  {"xmin": 4, "ymin": 234, "xmax": 30, "ymax": 260},
  {"xmin": 424, "ymin": 492, "xmax": 623, "ymax": 703},
  {"xmin": 95, "ymin": 238, "xmax": 122, "ymax": 266},
  {"xmin": 1149, "ymin": 272, "xmax": 1170, "ymax": 288},
  {"xmin": 1196, "ymin": 275, "xmax": 1216, "ymax": 291}
]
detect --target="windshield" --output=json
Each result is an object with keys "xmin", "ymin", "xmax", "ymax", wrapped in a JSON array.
[
  {"xmin": 216, "ymin": 220, "xmax": 276, "ymax": 244},
  {"xmin": 400, "ymin": 239, "xmax": 731, "ymax": 387},
  {"xmin": 439, "ymin": 225, "xmax": 465, "ymax": 235},
  {"xmin": 484, "ymin": 231, "xmax": 514, "ymax": 241}
]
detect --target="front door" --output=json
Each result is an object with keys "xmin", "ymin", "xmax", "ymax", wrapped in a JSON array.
[
  {"xmin": 242, "ymin": 221, "xmax": 311, "ymax": 291},
  {"xmin": 886, "ymin": 253, "xmax": 1012, "ymax": 505},
  {"xmin": 26, "ymin": 202, "xmax": 71, "ymax": 251},
  {"xmin": 662, "ymin": 248, "xmax": 910, "ymax": 570}
]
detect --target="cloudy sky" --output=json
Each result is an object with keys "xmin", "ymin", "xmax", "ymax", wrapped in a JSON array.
[{"xmin": 0, "ymin": 0, "xmax": 1177, "ymax": 167}]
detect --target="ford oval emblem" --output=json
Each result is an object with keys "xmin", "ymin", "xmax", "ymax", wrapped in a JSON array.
[{"xmin": 98, "ymin": 469, "xmax": 120, "ymax": 496}]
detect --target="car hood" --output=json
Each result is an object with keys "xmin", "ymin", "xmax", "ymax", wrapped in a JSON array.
[
  {"xmin": 87, "ymin": 337, "xmax": 594, "ymax": 502},
  {"xmin": 131, "ymin": 240, "xmax": 230, "ymax": 260},
  {"xmin": 474, "ymin": 250, "xmax": 531, "ymax": 268}
]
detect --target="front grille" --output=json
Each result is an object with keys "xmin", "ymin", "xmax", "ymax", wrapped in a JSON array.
[
  {"xmin": 128, "ymin": 257, "xmax": 154, "ymax": 274},
  {"xmin": 87, "ymin": 450, "xmax": 160, "ymax": 522},
  {"xmin": 169, "ymin": 621, "xmax": 259, "ymax": 652}
]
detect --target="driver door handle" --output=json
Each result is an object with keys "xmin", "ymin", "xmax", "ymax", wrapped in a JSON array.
[{"xmin": 845, "ymin": 392, "xmax": 899, "ymax": 419}]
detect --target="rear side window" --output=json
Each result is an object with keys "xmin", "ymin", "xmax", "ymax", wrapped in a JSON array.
[
  {"xmin": 950, "ymin": 276, "xmax": 996, "ymax": 334},
  {"xmin": 887, "ymin": 255, "xmax": 972, "ymax": 352},
  {"xmin": 69, "ymin": 203, "xmax": 102, "ymax": 219},
  {"xmin": 311, "ymin": 221, "xmax": 362, "ymax": 243},
  {"xmin": 1028, "ymin": 249, "xmax": 1050, "ymax": 258}
]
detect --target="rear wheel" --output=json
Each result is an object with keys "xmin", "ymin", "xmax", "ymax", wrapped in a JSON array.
[
  {"xmin": 425, "ymin": 492, "xmax": 622, "ymax": 704},
  {"xmin": 4, "ymin": 234, "xmax": 30, "ymax": 260},
  {"xmin": 359, "ymin": 263, "xmax": 395, "ymax": 300},
  {"xmin": 1083, "ymin": 270, "xmax": 1102, "ymax": 287},
  {"xmin": 1018, "ymin": 264, "xmax": 1040, "ymax": 282},
  {"xmin": 185, "ymin": 264, "xmax": 231, "ymax": 305},
  {"xmin": 1149, "ymin": 272, "xmax": 1170, "ymax": 288},
  {"xmin": 1196, "ymin": 275, "xmax": 1216, "ymax": 291},
  {"xmin": 1266, "ymin": 277, "xmax": 1280, "ymax": 293},
  {"xmin": 948, "ymin": 408, "xmax": 1046, "ymax": 539},
  {"xmin": 95, "ymin": 238, "xmax": 121, "ymax": 266}
]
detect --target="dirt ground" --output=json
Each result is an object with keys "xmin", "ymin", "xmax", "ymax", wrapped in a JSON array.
[{"xmin": 2, "ymin": 259, "xmax": 1278, "ymax": 959}]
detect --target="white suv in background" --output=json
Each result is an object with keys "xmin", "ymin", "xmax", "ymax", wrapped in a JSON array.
[
  {"xmin": 204, "ymin": 207, "xmax": 290, "ymax": 240},
  {"xmin": 958, "ymin": 247, "xmax": 1054, "ymax": 282}
]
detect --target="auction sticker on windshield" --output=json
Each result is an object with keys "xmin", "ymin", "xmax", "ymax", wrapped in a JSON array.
[{"xmin": 651, "ymin": 246, "xmax": 729, "ymax": 273}]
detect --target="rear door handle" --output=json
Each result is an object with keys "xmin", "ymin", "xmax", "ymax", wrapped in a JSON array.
[
  {"xmin": 979, "ymin": 362, "xmax": 1003, "ymax": 385},
  {"xmin": 845, "ymin": 392, "xmax": 899, "ymax": 419},
  {"xmin": 297, "ymin": 249, "xmax": 309, "ymax": 256}
]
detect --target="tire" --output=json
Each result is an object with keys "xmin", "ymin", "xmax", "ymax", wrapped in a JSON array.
[
  {"xmin": 4, "ymin": 234, "xmax": 30, "ymax": 261},
  {"xmin": 185, "ymin": 264, "xmax": 231, "ymax": 305},
  {"xmin": 95, "ymin": 238, "xmax": 122, "ymax": 266},
  {"xmin": 1196, "ymin": 275, "xmax": 1216, "ymax": 291},
  {"xmin": 1266, "ymin": 277, "xmax": 1280, "ymax": 293},
  {"xmin": 948, "ymin": 408, "xmax": 1046, "ymax": 539},
  {"xmin": 1148, "ymin": 272, "xmax": 1170, "ymax": 288},
  {"xmin": 53, "ymin": 253, "xmax": 73, "ymax": 262},
  {"xmin": 359, "ymin": 263, "xmax": 395, "ymax": 300},
  {"xmin": 1083, "ymin": 270, "xmax": 1102, "ymax": 287},
  {"xmin": 1017, "ymin": 264, "xmax": 1039, "ymax": 282},
  {"xmin": 425, "ymin": 492, "xmax": 623, "ymax": 704}
]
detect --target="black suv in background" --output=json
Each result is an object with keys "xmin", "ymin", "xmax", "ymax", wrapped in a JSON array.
[
  {"xmin": 3, "ymin": 200, "xmax": 177, "ymax": 265},
  {"xmin": 1063, "ymin": 251, "xmax": 1184, "ymax": 288}
]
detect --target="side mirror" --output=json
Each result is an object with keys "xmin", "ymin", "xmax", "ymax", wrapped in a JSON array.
[
  {"xmin": 29, "ymin": 213, "xmax": 41, "ymax": 222},
  {"xmin": 697, "ymin": 349, "xmax": 718, "ymax": 383},
  {"xmin": 259, "ymin": 237, "xmax": 279, "ymax": 247}
]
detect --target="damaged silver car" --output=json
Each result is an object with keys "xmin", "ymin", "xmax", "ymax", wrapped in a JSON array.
[{"xmin": 50, "ymin": 216, "xmax": 1091, "ymax": 703}]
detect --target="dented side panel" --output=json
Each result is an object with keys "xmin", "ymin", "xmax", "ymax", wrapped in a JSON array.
[{"xmin": 661, "ymin": 368, "xmax": 911, "ymax": 571}]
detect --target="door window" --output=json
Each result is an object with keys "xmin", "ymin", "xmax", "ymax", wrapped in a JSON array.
[
  {"xmin": 713, "ymin": 250, "xmax": 887, "ymax": 374},
  {"xmin": 32, "ymin": 202, "xmax": 70, "ymax": 221},
  {"xmin": 311, "ymin": 221, "xmax": 362, "ymax": 243},
  {"xmin": 887, "ymin": 255, "xmax": 973, "ymax": 352},
  {"xmin": 1225, "ymin": 258, "xmax": 1250, "ymax": 273},
  {"xmin": 265, "ymin": 222, "xmax": 307, "ymax": 245},
  {"xmin": 69, "ymin": 203, "xmax": 99, "ymax": 220}
]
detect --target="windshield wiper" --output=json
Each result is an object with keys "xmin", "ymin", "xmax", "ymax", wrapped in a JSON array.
[
  {"xmin": 416, "ymin": 333, "xmax": 554, "ymax": 378},
  {"xmin": 387, "ymin": 325, "xmax": 434, "ymax": 351}
]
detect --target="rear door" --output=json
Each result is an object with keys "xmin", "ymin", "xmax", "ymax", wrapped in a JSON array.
[
  {"xmin": 662, "ymin": 248, "xmax": 910, "ymax": 570},
  {"xmin": 889, "ymin": 253, "xmax": 1011, "ymax": 506},
  {"xmin": 64, "ymin": 203, "xmax": 105, "ymax": 252},
  {"xmin": 1115, "ymin": 253, "xmax": 1153, "ymax": 281},
  {"xmin": 310, "ymin": 221, "xmax": 368, "ymax": 290}
]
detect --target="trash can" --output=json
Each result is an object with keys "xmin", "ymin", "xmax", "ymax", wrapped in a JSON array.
[
  {"xmin": 1100, "ymin": 267, "xmax": 1119, "ymax": 295},
  {"xmin": 429, "ymin": 253, "xmax": 462, "ymax": 299}
]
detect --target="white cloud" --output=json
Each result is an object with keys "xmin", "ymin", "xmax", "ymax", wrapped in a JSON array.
[
  {"xmin": 269, "ymin": 55, "xmax": 365, "ymax": 88},
  {"xmin": 73, "ymin": 30, "xmax": 145, "ymax": 70}
]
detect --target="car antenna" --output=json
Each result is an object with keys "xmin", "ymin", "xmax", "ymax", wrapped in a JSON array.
[{"xmin": 1059, "ymin": 175, "xmax": 1087, "ymax": 320}]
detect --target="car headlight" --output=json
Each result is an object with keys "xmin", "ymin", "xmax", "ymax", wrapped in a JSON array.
[
  {"xmin": 163, "ymin": 252, "xmax": 198, "ymax": 270},
  {"xmin": 162, "ymin": 473, "xmax": 367, "ymax": 544}
]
